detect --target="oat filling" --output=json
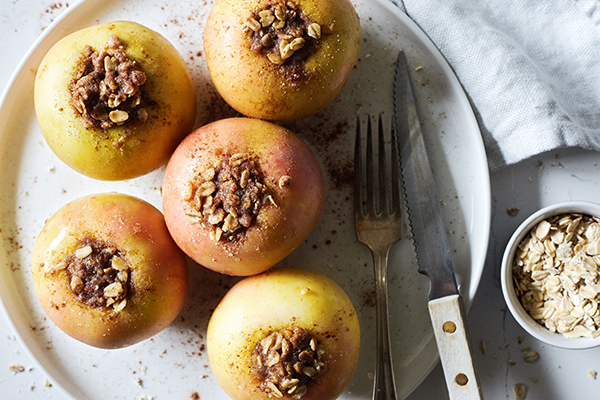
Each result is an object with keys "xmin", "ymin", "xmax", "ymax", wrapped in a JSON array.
[
  {"xmin": 243, "ymin": 1, "xmax": 326, "ymax": 82},
  {"xmin": 69, "ymin": 34, "xmax": 148, "ymax": 129},
  {"xmin": 45, "ymin": 238, "xmax": 131, "ymax": 311},
  {"xmin": 251, "ymin": 327, "xmax": 325, "ymax": 399},
  {"xmin": 182, "ymin": 151, "xmax": 276, "ymax": 242}
]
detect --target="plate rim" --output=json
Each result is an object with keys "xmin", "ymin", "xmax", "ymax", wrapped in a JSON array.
[
  {"xmin": 0, "ymin": 0, "xmax": 492, "ymax": 399},
  {"xmin": 375, "ymin": 0, "xmax": 491, "ymax": 301}
]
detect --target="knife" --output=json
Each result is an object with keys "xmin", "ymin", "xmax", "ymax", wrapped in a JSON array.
[{"xmin": 393, "ymin": 51, "xmax": 484, "ymax": 400}]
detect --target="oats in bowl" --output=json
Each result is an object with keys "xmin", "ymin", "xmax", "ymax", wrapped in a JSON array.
[
  {"xmin": 501, "ymin": 201, "xmax": 600, "ymax": 349},
  {"xmin": 513, "ymin": 213, "xmax": 600, "ymax": 339}
]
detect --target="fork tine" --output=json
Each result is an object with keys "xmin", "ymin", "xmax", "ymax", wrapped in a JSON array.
[
  {"xmin": 355, "ymin": 115, "xmax": 401, "ymax": 218},
  {"xmin": 354, "ymin": 116, "xmax": 363, "ymax": 217},
  {"xmin": 366, "ymin": 116, "xmax": 375, "ymax": 215},
  {"xmin": 378, "ymin": 114, "xmax": 387, "ymax": 215},
  {"xmin": 390, "ymin": 116, "xmax": 401, "ymax": 214}
]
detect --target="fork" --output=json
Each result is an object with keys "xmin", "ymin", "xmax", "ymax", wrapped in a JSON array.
[{"xmin": 354, "ymin": 114, "xmax": 401, "ymax": 400}]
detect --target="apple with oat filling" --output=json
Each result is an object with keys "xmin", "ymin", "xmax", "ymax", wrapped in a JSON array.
[
  {"xmin": 34, "ymin": 20, "xmax": 196, "ymax": 181},
  {"xmin": 203, "ymin": 0, "xmax": 361, "ymax": 122},
  {"xmin": 207, "ymin": 267, "xmax": 360, "ymax": 400},
  {"xmin": 162, "ymin": 117, "xmax": 324, "ymax": 276},
  {"xmin": 31, "ymin": 193, "xmax": 189, "ymax": 349}
]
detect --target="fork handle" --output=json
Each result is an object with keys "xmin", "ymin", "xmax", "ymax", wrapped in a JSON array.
[
  {"xmin": 428, "ymin": 294, "xmax": 484, "ymax": 400},
  {"xmin": 372, "ymin": 249, "xmax": 398, "ymax": 400}
]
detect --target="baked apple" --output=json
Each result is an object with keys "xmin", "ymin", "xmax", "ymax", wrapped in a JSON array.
[
  {"xmin": 207, "ymin": 267, "xmax": 360, "ymax": 400},
  {"xmin": 162, "ymin": 117, "xmax": 324, "ymax": 276},
  {"xmin": 203, "ymin": 0, "xmax": 361, "ymax": 121},
  {"xmin": 31, "ymin": 193, "xmax": 189, "ymax": 349},
  {"xmin": 34, "ymin": 20, "xmax": 196, "ymax": 181}
]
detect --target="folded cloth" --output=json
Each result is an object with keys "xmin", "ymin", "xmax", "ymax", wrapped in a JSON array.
[{"xmin": 393, "ymin": 0, "xmax": 600, "ymax": 171}]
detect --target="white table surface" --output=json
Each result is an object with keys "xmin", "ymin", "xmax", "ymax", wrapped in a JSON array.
[{"xmin": 2, "ymin": 1, "xmax": 600, "ymax": 399}]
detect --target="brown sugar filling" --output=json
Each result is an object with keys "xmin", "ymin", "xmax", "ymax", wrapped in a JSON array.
[
  {"xmin": 69, "ymin": 34, "xmax": 147, "ymax": 129},
  {"xmin": 182, "ymin": 150, "xmax": 276, "ymax": 242},
  {"xmin": 243, "ymin": 0, "xmax": 326, "ymax": 84},
  {"xmin": 63, "ymin": 238, "xmax": 131, "ymax": 311},
  {"xmin": 251, "ymin": 327, "xmax": 325, "ymax": 399}
]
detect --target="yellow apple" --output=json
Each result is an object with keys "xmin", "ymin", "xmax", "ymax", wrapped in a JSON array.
[
  {"xmin": 34, "ymin": 20, "xmax": 196, "ymax": 180},
  {"xmin": 204, "ymin": 0, "xmax": 361, "ymax": 121},
  {"xmin": 207, "ymin": 267, "xmax": 361, "ymax": 400}
]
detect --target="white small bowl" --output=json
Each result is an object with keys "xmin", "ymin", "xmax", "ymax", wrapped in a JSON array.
[{"xmin": 501, "ymin": 201, "xmax": 600, "ymax": 349}]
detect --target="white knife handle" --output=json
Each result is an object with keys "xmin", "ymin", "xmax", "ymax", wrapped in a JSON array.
[{"xmin": 428, "ymin": 294, "xmax": 484, "ymax": 400}]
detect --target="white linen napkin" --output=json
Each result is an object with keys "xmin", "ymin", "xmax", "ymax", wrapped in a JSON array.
[{"xmin": 393, "ymin": 0, "xmax": 600, "ymax": 171}]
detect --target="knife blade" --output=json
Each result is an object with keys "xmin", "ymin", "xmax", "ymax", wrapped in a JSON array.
[{"xmin": 394, "ymin": 51, "xmax": 484, "ymax": 400}]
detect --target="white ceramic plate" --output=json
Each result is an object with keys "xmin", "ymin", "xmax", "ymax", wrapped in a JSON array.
[{"xmin": 0, "ymin": 0, "xmax": 490, "ymax": 399}]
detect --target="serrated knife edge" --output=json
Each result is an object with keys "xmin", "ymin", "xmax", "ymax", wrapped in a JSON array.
[
  {"xmin": 393, "ymin": 50, "xmax": 458, "ymax": 301},
  {"xmin": 393, "ymin": 50, "xmax": 483, "ymax": 400}
]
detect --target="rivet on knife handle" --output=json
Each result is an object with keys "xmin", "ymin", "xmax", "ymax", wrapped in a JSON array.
[{"xmin": 429, "ymin": 294, "xmax": 484, "ymax": 399}]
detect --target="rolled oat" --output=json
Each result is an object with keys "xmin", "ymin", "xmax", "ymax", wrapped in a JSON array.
[{"xmin": 513, "ymin": 213, "xmax": 600, "ymax": 339}]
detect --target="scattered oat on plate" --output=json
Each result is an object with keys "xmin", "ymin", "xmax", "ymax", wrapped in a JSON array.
[
  {"xmin": 513, "ymin": 383, "xmax": 528, "ymax": 400},
  {"xmin": 8, "ymin": 363, "xmax": 24, "ymax": 373}
]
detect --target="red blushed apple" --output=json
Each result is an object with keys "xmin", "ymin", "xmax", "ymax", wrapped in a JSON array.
[
  {"xmin": 31, "ymin": 193, "xmax": 189, "ymax": 349},
  {"xmin": 162, "ymin": 117, "xmax": 325, "ymax": 276},
  {"xmin": 207, "ymin": 267, "xmax": 361, "ymax": 400},
  {"xmin": 204, "ymin": 0, "xmax": 361, "ymax": 122}
]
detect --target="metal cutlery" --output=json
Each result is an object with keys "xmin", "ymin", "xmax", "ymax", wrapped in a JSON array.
[
  {"xmin": 394, "ymin": 50, "xmax": 483, "ymax": 400},
  {"xmin": 354, "ymin": 114, "xmax": 401, "ymax": 400}
]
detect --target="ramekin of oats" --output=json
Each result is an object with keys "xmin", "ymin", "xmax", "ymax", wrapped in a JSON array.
[{"xmin": 501, "ymin": 201, "xmax": 600, "ymax": 349}]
